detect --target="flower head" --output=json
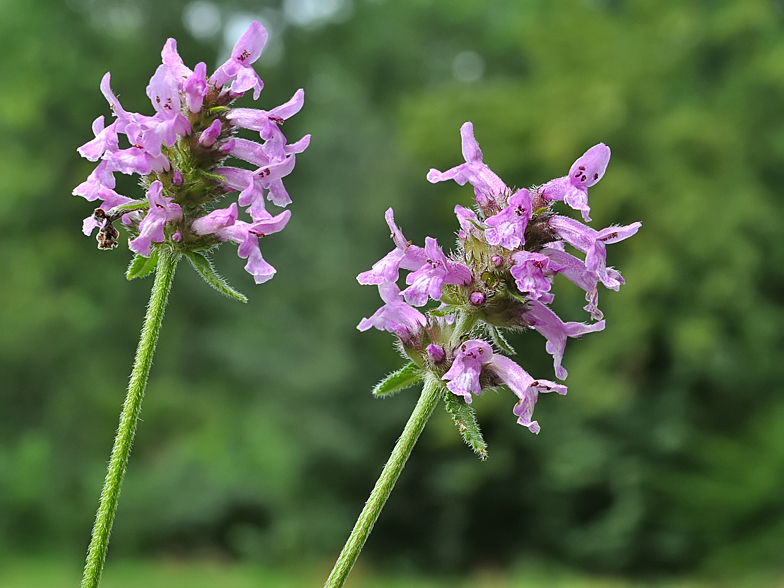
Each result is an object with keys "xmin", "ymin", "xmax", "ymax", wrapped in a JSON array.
[
  {"xmin": 358, "ymin": 122, "xmax": 638, "ymax": 449},
  {"xmin": 74, "ymin": 21, "xmax": 308, "ymax": 288}
]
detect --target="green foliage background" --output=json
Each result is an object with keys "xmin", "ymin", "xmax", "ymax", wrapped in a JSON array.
[{"xmin": 2, "ymin": 0, "xmax": 784, "ymax": 580}]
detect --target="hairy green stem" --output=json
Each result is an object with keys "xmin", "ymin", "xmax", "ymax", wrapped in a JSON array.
[
  {"xmin": 81, "ymin": 247, "xmax": 180, "ymax": 588},
  {"xmin": 324, "ymin": 376, "xmax": 443, "ymax": 588}
]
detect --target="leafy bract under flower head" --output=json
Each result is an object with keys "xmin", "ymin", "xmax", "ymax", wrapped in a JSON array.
[
  {"xmin": 358, "ymin": 122, "xmax": 639, "ymax": 448},
  {"xmin": 74, "ymin": 21, "xmax": 308, "ymax": 292}
]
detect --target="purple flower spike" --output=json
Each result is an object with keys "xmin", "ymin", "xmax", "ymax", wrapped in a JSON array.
[
  {"xmin": 129, "ymin": 181, "xmax": 182, "ymax": 257},
  {"xmin": 486, "ymin": 354, "xmax": 566, "ymax": 434},
  {"xmin": 357, "ymin": 208, "xmax": 427, "ymax": 285},
  {"xmin": 403, "ymin": 237, "xmax": 472, "ymax": 307},
  {"xmin": 210, "ymin": 21, "xmax": 268, "ymax": 99},
  {"xmin": 442, "ymin": 339, "xmax": 494, "ymax": 403},
  {"xmin": 525, "ymin": 300, "xmax": 605, "ymax": 380},
  {"xmin": 510, "ymin": 251, "xmax": 555, "ymax": 302},
  {"xmin": 358, "ymin": 281, "xmax": 427, "ymax": 340},
  {"xmin": 485, "ymin": 189, "xmax": 532, "ymax": 250},
  {"xmin": 427, "ymin": 122, "xmax": 508, "ymax": 206},
  {"xmin": 76, "ymin": 21, "xmax": 307, "ymax": 286},
  {"xmin": 356, "ymin": 122, "xmax": 638, "ymax": 447},
  {"xmin": 541, "ymin": 143, "xmax": 611, "ymax": 222}
]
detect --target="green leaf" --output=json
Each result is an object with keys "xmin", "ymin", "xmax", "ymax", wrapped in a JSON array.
[
  {"xmin": 109, "ymin": 200, "xmax": 149, "ymax": 214},
  {"xmin": 372, "ymin": 362, "xmax": 424, "ymax": 397},
  {"xmin": 126, "ymin": 250, "xmax": 159, "ymax": 280},
  {"xmin": 198, "ymin": 169, "xmax": 227, "ymax": 182},
  {"xmin": 184, "ymin": 251, "xmax": 248, "ymax": 303},
  {"xmin": 444, "ymin": 393, "xmax": 488, "ymax": 460},
  {"xmin": 507, "ymin": 288, "xmax": 528, "ymax": 304},
  {"xmin": 428, "ymin": 306, "xmax": 459, "ymax": 317},
  {"xmin": 488, "ymin": 326, "xmax": 515, "ymax": 354}
]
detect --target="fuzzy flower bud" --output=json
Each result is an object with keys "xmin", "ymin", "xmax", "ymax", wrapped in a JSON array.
[
  {"xmin": 469, "ymin": 291, "xmax": 485, "ymax": 305},
  {"xmin": 427, "ymin": 344, "xmax": 446, "ymax": 364}
]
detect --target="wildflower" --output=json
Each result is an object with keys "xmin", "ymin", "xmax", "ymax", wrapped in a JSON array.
[
  {"xmin": 509, "ymin": 250, "xmax": 555, "ymax": 302},
  {"xmin": 358, "ymin": 122, "xmax": 639, "ymax": 436},
  {"xmin": 427, "ymin": 122, "xmax": 508, "ymax": 207},
  {"xmin": 549, "ymin": 215, "xmax": 641, "ymax": 283},
  {"xmin": 191, "ymin": 203, "xmax": 291, "ymax": 284},
  {"xmin": 336, "ymin": 122, "xmax": 639, "ymax": 588},
  {"xmin": 486, "ymin": 354, "xmax": 566, "ymax": 434},
  {"xmin": 74, "ymin": 21, "xmax": 308, "ymax": 287},
  {"xmin": 209, "ymin": 20, "xmax": 267, "ymax": 99},
  {"xmin": 539, "ymin": 143, "xmax": 611, "ymax": 222},
  {"xmin": 357, "ymin": 208, "xmax": 426, "ymax": 286},
  {"xmin": 129, "ymin": 181, "xmax": 182, "ymax": 257},
  {"xmin": 442, "ymin": 340, "xmax": 493, "ymax": 402},
  {"xmin": 358, "ymin": 281, "xmax": 427, "ymax": 341},
  {"xmin": 484, "ymin": 189, "xmax": 532, "ymax": 250},
  {"xmin": 402, "ymin": 237, "xmax": 472, "ymax": 307},
  {"xmin": 524, "ymin": 299, "xmax": 605, "ymax": 380}
]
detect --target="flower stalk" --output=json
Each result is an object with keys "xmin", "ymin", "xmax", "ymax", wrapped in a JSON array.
[
  {"xmin": 81, "ymin": 246, "xmax": 180, "ymax": 588},
  {"xmin": 74, "ymin": 20, "xmax": 308, "ymax": 588},
  {"xmin": 324, "ymin": 376, "xmax": 444, "ymax": 588},
  {"xmin": 331, "ymin": 122, "xmax": 640, "ymax": 585}
]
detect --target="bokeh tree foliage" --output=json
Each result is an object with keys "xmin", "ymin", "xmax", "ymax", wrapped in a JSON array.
[{"xmin": 1, "ymin": 0, "xmax": 784, "ymax": 577}]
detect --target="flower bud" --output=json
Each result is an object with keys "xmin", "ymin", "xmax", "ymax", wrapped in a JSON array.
[{"xmin": 426, "ymin": 344, "xmax": 446, "ymax": 364}]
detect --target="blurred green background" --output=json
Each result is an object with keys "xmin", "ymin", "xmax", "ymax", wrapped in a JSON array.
[{"xmin": 2, "ymin": 0, "xmax": 784, "ymax": 586}]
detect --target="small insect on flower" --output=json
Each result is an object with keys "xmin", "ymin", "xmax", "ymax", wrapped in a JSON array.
[{"xmin": 93, "ymin": 209, "xmax": 122, "ymax": 250}]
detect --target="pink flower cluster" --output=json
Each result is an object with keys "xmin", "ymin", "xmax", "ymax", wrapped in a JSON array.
[
  {"xmin": 74, "ymin": 22, "xmax": 308, "ymax": 284},
  {"xmin": 358, "ymin": 122, "xmax": 640, "ymax": 434}
]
